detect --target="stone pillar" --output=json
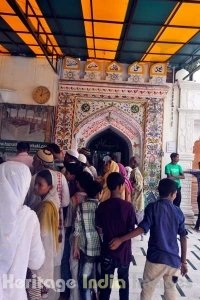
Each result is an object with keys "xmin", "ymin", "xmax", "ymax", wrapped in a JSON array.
[
  {"xmin": 176, "ymin": 80, "xmax": 200, "ymax": 223},
  {"xmin": 177, "ymin": 106, "xmax": 195, "ymax": 224},
  {"xmin": 178, "ymin": 154, "xmax": 195, "ymax": 224}
]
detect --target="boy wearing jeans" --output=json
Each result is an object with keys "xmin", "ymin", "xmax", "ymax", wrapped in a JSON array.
[
  {"xmin": 95, "ymin": 172, "xmax": 136, "ymax": 300},
  {"xmin": 110, "ymin": 178, "xmax": 188, "ymax": 300}
]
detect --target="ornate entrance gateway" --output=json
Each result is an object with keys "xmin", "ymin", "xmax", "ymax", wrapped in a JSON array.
[
  {"xmin": 87, "ymin": 128, "xmax": 131, "ymax": 172},
  {"xmin": 55, "ymin": 81, "xmax": 168, "ymax": 197}
]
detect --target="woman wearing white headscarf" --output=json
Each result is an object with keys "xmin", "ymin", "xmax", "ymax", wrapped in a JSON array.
[{"xmin": 0, "ymin": 161, "xmax": 45, "ymax": 300}]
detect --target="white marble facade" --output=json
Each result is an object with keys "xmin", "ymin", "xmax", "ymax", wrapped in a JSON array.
[{"xmin": 177, "ymin": 81, "xmax": 200, "ymax": 223}]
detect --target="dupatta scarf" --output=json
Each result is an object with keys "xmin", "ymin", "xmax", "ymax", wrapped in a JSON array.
[
  {"xmin": 100, "ymin": 160, "xmax": 119, "ymax": 201},
  {"xmin": 0, "ymin": 162, "xmax": 32, "ymax": 274},
  {"xmin": 118, "ymin": 163, "xmax": 133, "ymax": 194}
]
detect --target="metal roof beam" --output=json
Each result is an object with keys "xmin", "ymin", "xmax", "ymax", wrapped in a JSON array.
[
  {"xmin": 116, "ymin": 0, "xmax": 138, "ymax": 61},
  {"xmin": 183, "ymin": 55, "xmax": 198, "ymax": 66},
  {"xmin": 181, "ymin": 37, "xmax": 200, "ymax": 66},
  {"xmin": 45, "ymin": 0, "xmax": 72, "ymax": 56},
  {"xmin": 163, "ymin": 0, "xmax": 200, "ymax": 69},
  {"xmin": 169, "ymin": 0, "xmax": 200, "ymax": 3},
  {"xmin": 142, "ymin": 1, "xmax": 182, "ymax": 61},
  {"xmin": 0, "ymin": 31, "xmax": 21, "ymax": 51},
  {"xmin": 183, "ymin": 61, "xmax": 200, "ymax": 80},
  {"xmin": 1, "ymin": 40, "xmax": 198, "ymax": 55},
  {"xmin": 6, "ymin": 0, "xmax": 60, "ymax": 73},
  {"xmin": 2, "ymin": 28, "xmax": 200, "ymax": 48},
  {"xmin": 0, "ymin": 28, "xmax": 198, "ymax": 43},
  {"xmin": 89, "ymin": 0, "xmax": 96, "ymax": 58},
  {"xmin": 2, "ymin": 11, "xmax": 200, "ymax": 29}
]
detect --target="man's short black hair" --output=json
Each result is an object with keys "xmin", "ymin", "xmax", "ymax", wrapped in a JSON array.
[
  {"xmin": 107, "ymin": 172, "xmax": 125, "ymax": 191},
  {"xmin": 170, "ymin": 152, "xmax": 179, "ymax": 160},
  {"xmin": 158, "ymin": 178, "xmax": 177, "ymax": 198},
  {"xmin": 46, "ymin": 143, "xmax": 61, "ymax": 154},
  {"xmin": 64, "ymin": 162, "xmax": 83, "ymax": 176},
  {"xmin": 17, "ymin": 142, "xmax": 30, "ymax": 152},
  {"xmin": 111, "ymin": 153, "xmax": 119, "ymax": 163}
]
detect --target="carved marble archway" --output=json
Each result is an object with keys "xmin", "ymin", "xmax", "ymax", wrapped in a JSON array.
[
  {"xmin": 55, "ymin": 80, "xmax": 168, "ymax": 196},
  {"xmin": 73, "ymin": 105, "xmax": 143, "ymax": 159},
  {"xmin": 86, "ymin": 125, "xmax": 134, "ymax": 159}
]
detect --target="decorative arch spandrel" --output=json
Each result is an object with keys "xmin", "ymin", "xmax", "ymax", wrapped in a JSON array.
[{"xmin": 55, "ymin": 81, "xmax": 168, "ymax": 198}]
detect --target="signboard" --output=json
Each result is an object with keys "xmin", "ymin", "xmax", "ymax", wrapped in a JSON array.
[
  {"xmin": 0, "ymin": 103, "xmax": 55, "ymax": 156},
  {"xmin": 166, "ymin": 141, "xmax": 176, "ymax": 153},
  {"xmin": 150, "ymin": 63, "xmax": 167, "ymax": 77},
  {"xmin": 86, "ymin": 60, "xmax": 101, "ymax": 71},
  {"xmin": 0, "ymin": 140, "xmax": 48, "ymax": 154},
  {"xmin": 128, "ymin": 62, "xmax": 144, "ymax": 75},
  {"xmin": 63, "ymin": 56, "xmax": 80, "ymax": 70},
  {"xmin": 106, "ymin": 61, "xmax": 122, "ymax": 73}
]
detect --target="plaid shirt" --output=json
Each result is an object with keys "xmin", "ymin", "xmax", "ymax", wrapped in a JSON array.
[{"xmin": 74, "ymin": 199, "xmax": 101, "ymax": 257}]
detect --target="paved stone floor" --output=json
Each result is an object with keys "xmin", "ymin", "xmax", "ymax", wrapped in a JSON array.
[
  {"xmin": 50, "ymin": 225, "xmax": 200, "ymax": 299},
  {"xmin": 110, "ymin": 225, "xmax": 200, "ymax": 300}
]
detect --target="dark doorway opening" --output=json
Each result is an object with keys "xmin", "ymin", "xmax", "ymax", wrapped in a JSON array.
[{"xmin": 87, "ymin": 128, "xmax": 130, "ymax": 173}]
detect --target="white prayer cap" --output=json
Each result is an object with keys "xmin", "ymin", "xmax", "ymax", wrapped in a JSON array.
[
  {"xmin": 66, "ymin": 149, "xmax": 79, "ymax": 159},
  {"xmin": 103, "ymin": 155, "xmax": 111, "ymax": 163},
  {"xmin": 125, "ymin": 166, "xmax": 132, "ymax": 178},
  {"xmin": 78, "ymin": 153, "xmax": 87, "ymax": 164},
  {"xmin": 37, "ymin": 148, "xmax": 54, "ymax": 163},
  {"xmin": 125, "ymin": 166, "xmax": 132, "ymax": 173}
]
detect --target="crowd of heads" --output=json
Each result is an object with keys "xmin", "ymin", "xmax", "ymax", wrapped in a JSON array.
[
  {"xmin": 0, "ymin": 140, "xmax": 180, "ymax": 200},
  {"xmin": 32, "ymin": 144, "xmax": 104, "ymax": 200}
]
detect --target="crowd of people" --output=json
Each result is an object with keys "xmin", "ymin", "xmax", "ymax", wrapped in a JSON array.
[{"xmin": 0, "ymin": 142, "xmax": 193, "ymax": 300}]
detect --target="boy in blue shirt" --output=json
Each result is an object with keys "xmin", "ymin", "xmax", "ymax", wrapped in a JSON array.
[{"xmin": 110, "ymin": 178, "xmax": 188, "ymax": 300}]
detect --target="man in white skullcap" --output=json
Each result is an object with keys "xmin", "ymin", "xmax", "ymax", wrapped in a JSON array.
[
  {"xmin": 64, "ymin": 149, "xmax": 79, "ymax": 164},
  {"xmin": 26, "ymin": 148, "xmax": 70, "ymax": 211},
  {"xmin": 78, "ymin": 153, "xmax": 94, "ymax": 177}
]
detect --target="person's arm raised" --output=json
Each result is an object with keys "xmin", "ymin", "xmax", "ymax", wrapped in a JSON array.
[{"xmin": 173, "ymin": 174, "xmax": 185, "ymax": 179}]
